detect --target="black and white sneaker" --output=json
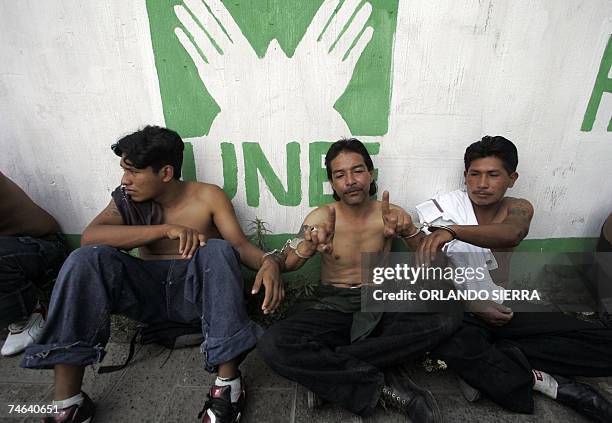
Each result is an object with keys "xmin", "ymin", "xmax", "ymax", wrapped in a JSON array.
[{"xmin": 198, "ymin": 380, "xmax": 244, "ymax": 423}]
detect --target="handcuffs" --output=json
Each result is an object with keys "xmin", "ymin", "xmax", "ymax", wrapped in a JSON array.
[
  {"xmin": 288, "ymin": 224, "xmax": 318, "ymax": 259},
  {"xmin": 261, "ymin": 225, "xmax": 314, "ymax": 267},
  {"xmin": 404, "ymin": 222, "xmax": 457, "ymax": 240},
  {"xmin": 262, "ymin": 222, "xmax": 458, "ymax": 267}
]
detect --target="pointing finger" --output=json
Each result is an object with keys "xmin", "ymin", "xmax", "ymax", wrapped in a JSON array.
[
  {"xmin": 382, "ymin": 191, "xmax": 390, "ymax": 216},
  {"xmin": 327, "ymin": 206, "xmax": 336, "ymax": 231}
]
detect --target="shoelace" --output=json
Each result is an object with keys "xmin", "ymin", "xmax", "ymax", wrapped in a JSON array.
[
  {"xmin": 380, "ymin": 386, "xmax": 409, "ymax": 410},
  {"xmin": 7, "ymin": 308, "xmax": 46, "ymax": 333},
  {"xmin": 7, "ymin": 320, "xmax": 29, "ymax": 333},
  {"xmin": 197, "ymin": 395, "xmax": 235, "ymax": 423}
]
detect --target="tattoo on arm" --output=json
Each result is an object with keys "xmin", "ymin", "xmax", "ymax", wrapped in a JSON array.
[
  {"xmin": 508, "ymin": 206, "xmax": 530, "ymax": 218},
  {"xmin": 507, "ymin": 200, "xmax": 533, "ymax": 239},
  {"xmin": 103, "ymin": 204, "xmax": 122, "ymax": 218}
]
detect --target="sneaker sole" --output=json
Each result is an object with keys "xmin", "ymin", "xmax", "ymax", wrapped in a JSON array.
[{"xmin": 1, "ymin": 347, "xmax": 27, "ymax": 357}]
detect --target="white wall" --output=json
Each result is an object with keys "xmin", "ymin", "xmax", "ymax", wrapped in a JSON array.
[{"xmin": 1, "ymin": 0, "xmax": 610, "ymax": 238}]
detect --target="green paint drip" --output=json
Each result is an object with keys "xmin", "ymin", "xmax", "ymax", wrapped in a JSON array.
[
  {"xmin": 182, "ymin": 141, "xmax": 197, "ymax": 181},
  {"xmin": 221, "ymin": 142, "xmax": 238, "ymax": 199},
  {"xmin": 581, "ymin": 35, "xmax": 612, "ymax": 132},
  {"xmin": 244, "ymin": 142, "xmax": 301, "ymax": 206}
]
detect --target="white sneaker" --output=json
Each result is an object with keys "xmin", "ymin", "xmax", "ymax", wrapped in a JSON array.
[{"xmin": 1, "ymin": 304, "xmax": 46, "ymax": 356}]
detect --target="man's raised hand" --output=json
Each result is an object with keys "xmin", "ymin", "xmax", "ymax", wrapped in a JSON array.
[
  {"xmin": 303, "ymin": 206, "xmax": 336, "ymax": 255},
  {"xmin": 381, "ymin": 191, "xmax": 414, "ymax": 238},
  {"xmin": 165, "ymin": 224, "xmax": 206, "ymax": 259}
]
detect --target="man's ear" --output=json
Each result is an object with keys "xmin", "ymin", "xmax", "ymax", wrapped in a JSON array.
[
  {"xmin": 509, "ymin": 171, "xmax": 519, "ymax": 187},
  {"xmin": 160, "ymin": 165, "xmax": 174, "ymax": 182},
  {"xmin": 463, "ymin": 170, "xmax": 468, "ymax": 184}
]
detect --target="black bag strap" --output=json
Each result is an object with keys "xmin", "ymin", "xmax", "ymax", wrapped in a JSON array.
[
  {"xmin": 97, "ymin": 328, "xmax": 141, "ymax": 374},
  {"xmin": 97, "ymin": 321, "xmax": 201, "ymax": 374}
]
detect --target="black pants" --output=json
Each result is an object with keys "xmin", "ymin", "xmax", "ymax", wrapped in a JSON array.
[
  {"xmin": 433, "ymin": 312, "xmax": 612, "ymax": 413},
  {"xmin": 258, "ymin": 309, "xmax": 461, "ymax": 416},
  {"xmin": 0, "ymin": 235, "xmax": 67, "ymax": 326}
]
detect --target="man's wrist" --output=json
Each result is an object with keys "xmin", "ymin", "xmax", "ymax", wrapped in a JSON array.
[
  {"xmin": 158, "ymin": 224, "xmax": 171, "ymax": 239},
  {"xmin": 398, "ymin": 225, "xmax": 421, "ymax": 239},
  {"xmin": 295, "ymin": 241, "xmax": 314, "ymax": 259},
  {"xmin": 429, "ymin": 224, "xmax": 457, "ymax": 240},
  {"xmin": 261, "ymin": 250, "xmax": 285, "ymax": 271}
]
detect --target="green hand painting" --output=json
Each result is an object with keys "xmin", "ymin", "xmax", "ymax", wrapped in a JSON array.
[
  {"xmin": 146, "ymin": 0, "xmax": 397, "ymax": 221},
  {"xmin": 173, "ymin": 0, "xmax": 374, "ymax": 138},
  {"xmin": 147, "ymin": 0, "xmax": 398, "ymax": 137}
]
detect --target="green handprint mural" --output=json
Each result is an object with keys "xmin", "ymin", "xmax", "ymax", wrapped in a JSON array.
[{"xmin": 146, "ymin": 0, "xmax": 398, "ymax": 137}]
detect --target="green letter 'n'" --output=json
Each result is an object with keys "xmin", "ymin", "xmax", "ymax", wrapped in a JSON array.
[{"xmin": 243, "ymin": 142, "xmax": 301, "ymax": 207}]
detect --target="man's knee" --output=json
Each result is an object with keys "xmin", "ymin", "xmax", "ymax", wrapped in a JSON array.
[
  {"xmin": 444, "ymin": 308, "xmax": 464, "ymax": 335},
  {"xmin": 65, "ymin": 245, "xmax": 119, "ymax": 266},
  {"xmin": 57, "ymin": 245, "xmax": 121, "ymax": 290},
  {"xmin": 430, "ymin": 310, "xmax": 463, "ymax": 342},
  {"xmin": 203, "ymin": 239, "xmax": 236, "ymax": 256},
  {"xmin": 257, "ymin": 326, "xmax": 288, "ymax": 367}
]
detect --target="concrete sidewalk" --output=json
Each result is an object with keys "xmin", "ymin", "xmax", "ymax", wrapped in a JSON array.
[{"xmin": 1, "ymin": 340, "xmax": 609, "ymax": 423}]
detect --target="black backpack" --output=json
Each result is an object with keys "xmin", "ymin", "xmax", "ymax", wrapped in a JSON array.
[{"xmin": 98, "ymin": 321, "xmax": 203, "ymax": 374}]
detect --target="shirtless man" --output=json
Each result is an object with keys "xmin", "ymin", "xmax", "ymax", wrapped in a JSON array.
[
  {"xmin": 413, "ymin": 136, "xmax": 612, "ymax": 422},
  {"xmin": 258, "ymin": 138, "xmax": 461, "ymax": 423},
  {"xmin": 0, "ymin": 172, "xmax": 67, "ymax": 355},
  {"xmin": 20, "ymin": 126, "xmax": 283, "ymax": 423}
]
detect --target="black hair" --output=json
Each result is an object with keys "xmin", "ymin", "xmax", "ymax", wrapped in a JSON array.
[
  {"xmin": 111, "ymin": 126, "xmax": 184, "ymax": 180},
  {"xmin": 464, "ymin": 135, "xmax": 518, "ymax": 174},
  {"xmin": 325, "ymin": 138, "xmax": 377, "ymax": 201}
]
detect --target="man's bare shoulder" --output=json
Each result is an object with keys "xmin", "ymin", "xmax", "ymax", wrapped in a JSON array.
[
  {"xmin": 185, "ymin": 181, "xmax": 228, "ymax": 203},
  {"xmin": 504, "ymin": 197, "xmax": 534, "ymax": 219}
]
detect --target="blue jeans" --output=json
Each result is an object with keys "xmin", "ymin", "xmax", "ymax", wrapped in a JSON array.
[
  {"xmin": 0, "ymin": 234, "xmax": 67, "ymax": 326},
  {"xmin": 21, "ymin": 239, "xmax": 263, "ymax": 372}
]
